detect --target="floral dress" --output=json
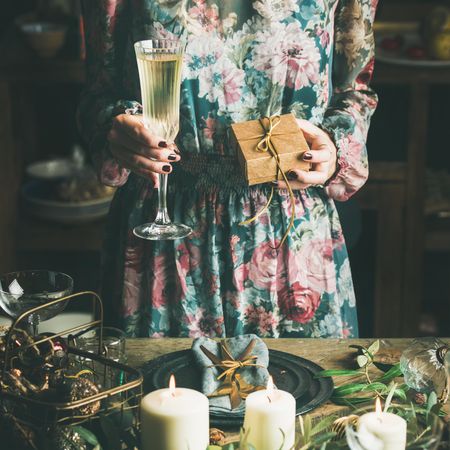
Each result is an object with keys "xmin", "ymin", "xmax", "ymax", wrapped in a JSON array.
[{"xmin": 78, "ymin": 0, "xmax": 378, "ymax": 338}]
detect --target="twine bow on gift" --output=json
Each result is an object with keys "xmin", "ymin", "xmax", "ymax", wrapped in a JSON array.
[
  {"xmin": 238, "ymin": 115, "xmax": 296, "ymax": 249},
  {"xmin": 200, "ymin": 339, "xmax": 265, "ymax": 409}
]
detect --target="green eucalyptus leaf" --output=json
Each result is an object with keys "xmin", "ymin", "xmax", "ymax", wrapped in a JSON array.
[
  {"xmin": 331, "ymin": 396, "xmax": 374, "ymax": 406},
  {"xmin": 311, "ymin": 432, "xmax": 338, "ymax": 446},
  {"xmin": 356, "ymin": 355, "xmax": 369, "ymax": 367},
  {"xmin": 333, "ymin": 383, "xmax": 368, "ymax": 396},
  {"xmin": 361, "ymin": 382, "xmax": 388, "ymax": 393},
  {"xmin": 384, "ymin": 383, "xmax": 397, "ymax": 411},
  {"xmin": 72, "ymin": 426, "xmax": 100, "ymax": 446},
  {"xmin": 207, "ymin": 446, "xmax": 223, "ymax": 450},
  {"xmin": 303, "ymin": 414, "xmax": 312, "ymax": 443},
  {"xmin": 221, "ymin": 444, "xmax": 235, "ymax": 450},
  {"xmin": 311, "ymin": 415, "xmax": 338, "ymax": 436},
  {"xmin": 427, "ymin": 391, "xmax": 438, "ymax": 413},
  {"xmin": 375, "ymin": 363, "xmax": 403, "ymax": 383},
  {"xmin": 314, "ymin": 369, "xmax": 362, "ymax": 378},
  {"xmin": 393, "ymin": 388, "xmax": 407, "ymax": 401},
  {"xmin": 368, "ymin": 340, "xmax": 380, "ymax": 355}
]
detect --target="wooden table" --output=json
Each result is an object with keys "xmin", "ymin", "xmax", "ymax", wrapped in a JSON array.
[{"xmin": 125, "ymin": 337, "xmax": 449, "ymax": 442}]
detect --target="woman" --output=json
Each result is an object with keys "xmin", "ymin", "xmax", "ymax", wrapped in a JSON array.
[{"xmin": 78, "ymin": 0, "xmax": 378, "ymax": 338}]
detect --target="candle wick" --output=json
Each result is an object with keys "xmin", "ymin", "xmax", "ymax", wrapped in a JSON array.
[{"xmin": 267, "ymin": 395, "xmax": 272, "ymax": 403}]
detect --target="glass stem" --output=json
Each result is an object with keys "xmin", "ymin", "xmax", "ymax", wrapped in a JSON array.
[{"xmin": 154, "ymin": 174, "xmax": 172, "ymax": 225}]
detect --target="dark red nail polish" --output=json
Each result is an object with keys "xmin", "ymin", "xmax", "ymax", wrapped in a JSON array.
[
  {"xmin": 168, "ymin": 154, "xmax": 177, "ymax": 161},
  {"xmin": 303, "ymin": 152, "xmax": 313, "ymax": 161},
  {"xmin": 159, "ymin": 141, "xmax": 167, "ymax": 148},
  {"xmin": 163, "ymin": 165, "xmax": 171, "ymax": 173},
  {"xmin": 287, "ymin": 171, "xmax": 298, "ymax": 181}
]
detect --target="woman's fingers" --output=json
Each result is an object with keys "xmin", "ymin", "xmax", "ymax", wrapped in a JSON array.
[
  {"xmin": 276, "ymin": 167, "xmax": 328, "ymax": 190},
  {"xmin": 108, "ymin": 127, "xmax": 180, "ymax": 162},
  {"xmin": 302, "ymin": 148, "xmax": 331, "ymax": 164},
  {"xmin": 112, "ymin": 114, "xmax": 168, "ymax": 149},
  {"xmin": 110, "ymin": 143, "xmax": 173, "ymax": 176}
]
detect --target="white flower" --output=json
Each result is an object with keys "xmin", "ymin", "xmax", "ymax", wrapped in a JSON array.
[
  {"xmin": 319, "ymin": 313, "xmax": 343, "ymax": 337},
  {"xmin": 253, "ymin": 0, "xmax": 299, "ymax": 21},
  {"xmin": 222, "ymin": 13, "xmax": 238, "ymax": 34},
  {"xmin": 337, "ymin": 259, "xmax": 356, "ymax": 307},
  {"xmin": 184, "ymin": 35, "xmax": 224, "ymax": 80},
  {"xmin": 251, "ymin": 21, "xmax": 320, "ymax": 90},
  {"xmin": 197, "ymin": 56, "xmax": 245, "ymax": 108}
]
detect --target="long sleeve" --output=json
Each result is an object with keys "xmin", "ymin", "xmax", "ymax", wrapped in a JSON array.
[
  {"xmin": 322, "ymin": 0, "xmax": 379, "ymax": 201},
  {"xmin": 77, "ymin": 0, "xmax": 140, "ymax": 187}
]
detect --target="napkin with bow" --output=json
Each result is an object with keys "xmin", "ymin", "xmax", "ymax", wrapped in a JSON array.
[{"xmin": 191, "ymin": 334, "xmax": 270, "ymax": 417}]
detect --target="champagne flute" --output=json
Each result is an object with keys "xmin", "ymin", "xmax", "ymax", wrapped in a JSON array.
[{"xmin": 133, "ymin": 39, "xmax": 192, "ymax": 240}]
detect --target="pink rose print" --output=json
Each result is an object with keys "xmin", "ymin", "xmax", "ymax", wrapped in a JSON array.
[
  {"xmin": 188, "ymin": 0, "xmax": 220, "ymax": 33},
  {"xmin": 150, "ymin": 255, "xmax": 169, "ymax": 309},
  {"xmin": 248, "ymin": 241, "xmax": 278, "ymax": 291},
  {"xmin": 278, "ymin": 282, "xmax": 321, "ymax": 323},
  {"xmin": 297, "ymin": 239, "xmax": 336, "ymax": 293},
  {"xmin": 244, "ymin": 304, "xmax": 277, "ymax": 335}
]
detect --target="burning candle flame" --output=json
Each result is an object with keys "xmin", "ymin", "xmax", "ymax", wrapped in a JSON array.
[
  {"xmin": 375, "ymin": 397, "xmax": 382, "ymax": 416},
  {"xmin": 169, "ymin": 374, "xmax": 176, "ymax": 396}
]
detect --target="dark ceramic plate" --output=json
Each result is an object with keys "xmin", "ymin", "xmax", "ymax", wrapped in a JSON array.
[{"xmin": 141, "ymin": 349, "xmax": 334, "ymax": 428}]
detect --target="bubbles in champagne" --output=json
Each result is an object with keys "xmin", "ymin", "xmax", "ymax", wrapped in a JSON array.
[{"xmin": 136, "ymin": 53, "xmax": 183, "ymax": 141}]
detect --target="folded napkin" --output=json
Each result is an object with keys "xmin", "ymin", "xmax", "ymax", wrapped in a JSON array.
[{"xmin": 191, "ymin": 334, "xmax": 270, "ymax": 417}]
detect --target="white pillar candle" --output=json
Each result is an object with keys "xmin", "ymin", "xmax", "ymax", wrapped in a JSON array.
[
  {"xmin": 243, "ymin": 376, "xmax": 296, "ymax": 450},
  {"xmin": 140, "ymin": 375, "xmax": 209, "ymax": 450},
  {"xmin": 357, "ymin": 398, "xmax": 407, "ymax": 450}
]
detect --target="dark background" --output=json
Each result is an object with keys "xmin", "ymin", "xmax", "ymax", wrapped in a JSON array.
[{"xmin": 0, "ymin": 0, "xmax": 449, "ymax": 337}]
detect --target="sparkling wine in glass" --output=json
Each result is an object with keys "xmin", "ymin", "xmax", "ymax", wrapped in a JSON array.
[{"xmin": 133, "ymin": 39, "xmax": 192, "ymax": 240}]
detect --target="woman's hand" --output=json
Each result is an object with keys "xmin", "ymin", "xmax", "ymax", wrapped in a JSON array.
[
  {"xmin": 107, "ymin": 113, "xmax": 181, "ymax": 187},
  {"xmin": 275, "ymin": 119, "xmax": 337, "ymax": 190}
]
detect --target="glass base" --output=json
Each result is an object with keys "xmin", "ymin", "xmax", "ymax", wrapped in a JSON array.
[{"xmin": 133, "ymin": 222, "xmax": 192, "ymax": 240}]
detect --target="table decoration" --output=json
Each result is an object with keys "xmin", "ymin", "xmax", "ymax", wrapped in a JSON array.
[
  {"xmin": 192, "ymin": 335, "xmax": 269, "ymax": 414},
  {"xmin": 0, "ymin": 291, "xmax": 142, "ymax": 450},
  {"xmin": 400, "ymin": 337, "xmax": 449, "ymax": 403},
  {"xmin": 140, "ymin": 374, "xmax": 209, "ymax": 450},
  {"xmin": 243, "ymin": 376, "xmax": 296, "ymax": 450},
  {"xmin": 349, "ymin": 397, "xmax": 407, "ymax": 449},
  {"xmin": 142, "ymin": 347, "xmax": 333, "ymax": 427},
  {"xmin": 205, "ymin": 339, "xmax": 448, "ymax": 450}
]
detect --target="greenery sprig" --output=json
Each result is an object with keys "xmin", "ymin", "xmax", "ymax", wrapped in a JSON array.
[
  {"xmin": 315, "ymin": 340, "xmax": 407, "ymax": 407},
  {"xmin": 206, "ymin": 341, "xmax": 448, "ymax": 450}
]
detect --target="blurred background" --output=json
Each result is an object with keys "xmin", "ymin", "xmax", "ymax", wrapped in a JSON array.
[{"xmin": 0, "ymin": 0, "xmax": 449, "ymax": 338}]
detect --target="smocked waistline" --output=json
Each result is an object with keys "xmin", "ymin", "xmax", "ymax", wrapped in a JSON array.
[{"xmin": 170, "ymin": 152, "xmax": 249, "ymax": 192}]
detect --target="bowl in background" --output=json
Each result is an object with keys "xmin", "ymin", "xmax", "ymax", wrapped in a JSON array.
[
  {"xmin": 26, "ymin": 158, "xmax": 76, "ymax": 181},
  {"xmin": 19, "ymin": 22, "xmax": 67, "ymax": 58}
]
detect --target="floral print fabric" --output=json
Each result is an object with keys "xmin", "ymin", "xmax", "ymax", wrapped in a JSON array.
[{"xmin": 78, "ymin": 0, "xmax": 378, "ymax": 338}]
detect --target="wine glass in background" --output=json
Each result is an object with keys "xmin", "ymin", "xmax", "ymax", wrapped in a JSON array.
[
  {"xmin": 133, "ymin": 39, "xmax": 192, "ymax": 240},
  {"xmin": 0, "ymin": 270, "xmax": 74, "ymax": 335}
]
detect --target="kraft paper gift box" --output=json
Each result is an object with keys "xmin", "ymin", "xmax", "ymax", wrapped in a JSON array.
[{"xmin": 229, "ymin": 113, "xmax": 311, "ymax": 186}]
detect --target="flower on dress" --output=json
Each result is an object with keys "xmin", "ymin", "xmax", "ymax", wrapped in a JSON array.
[
  {"xmin": 253, "ymin": 0, "xmax": 299, "ymax": 21},
  {"xmin": 244, "ymin": 304, "xmax": 277, "ymax": 335},
  {"xmin": 186, "ymin": 307, "xmax": 224, "ymax": 337},
  {"xmin": 184, "ymin": 0, "xmax": 220, "ymax": 34},
  {"xmin": 337, "ymin": 259, "xmax": 356, "ymax": 307},
  {"xmin": 252, "ymin": 22, "xmax": 320, "ymax": 90},
  {"xmin": 198, "ymin": 57, "xmax": 246, "ymax": 107},
  {"xmin": 334, "ymin": 0, "xmax": 373, "ymax": 68},
  {"xmin": 277, "ymin": 281, "xmax": 321, "ymax": 323},
  {"xmin": 297, "ymin": 239, "xmax": 337, "ymax": 293}
]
